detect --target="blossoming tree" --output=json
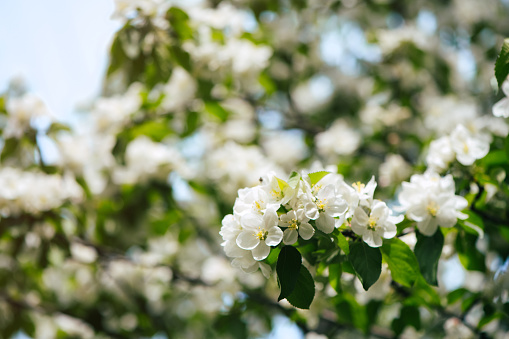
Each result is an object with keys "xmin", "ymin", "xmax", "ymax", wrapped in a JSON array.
[{"xmin": 2, "ymin": 0, "xmax": 509, "ymax": 338}]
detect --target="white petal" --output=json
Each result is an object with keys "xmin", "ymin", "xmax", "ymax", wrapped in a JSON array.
[
  {"xmin": 316, "ymin": 213, "xmax": 335, "ymax": 234},
  {"xmin": 266, "ymin": 226, "xmax": 283, "ymax": 246},
  {"xmin": 493, "ymin": 97, "xmax": 509, "ymax": 118},
  {"xmin": 264, "ymin": 207, "xmax": 279, "ymax": 227},
  {"xmin": 383, "ymin": 222, "xmax": 397, "ymax": 239},
  {"xmin": 259, "ymin": 262, "xmax": 272, "ymax": 278},
  {"xmin": 236, "ymin": 231, "xmax": 259, "ymax": 250},
  {"xmin": 252, "ymin": 242, "xmax": 270, "ymax": 261},
  {"xmin": 304, "ymin": 202, "xmax": 319, "ymax": 220},
  {"xmin": 283, "ymin": 229, "xmax": 298, "ymax": 245},
  {"xmin": 417, "ymin": 217, "xmax": 439, "ymax": 236},
  {"xmin": 241, "ymin": 213, "xmax": 263, "ymax": 229},
  {"xmin": 299, "ymin": 222, "xmax": 315, "ymax": 240}
]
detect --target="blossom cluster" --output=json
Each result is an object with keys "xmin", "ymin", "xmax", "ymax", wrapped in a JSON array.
[
  {"xmin": 398, "ymin": 171, "xmax": 468, "ymax": 236},
  {"xmin": 0, "ymin": 167, "xmax": 82, "ymax": 216},
  {"xmin": 220, "ymin": 171, "xmax": 402, "ymax": 276}
]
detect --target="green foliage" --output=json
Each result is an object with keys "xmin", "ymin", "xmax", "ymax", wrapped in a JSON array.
[
  {"xmin": 381, "ymin": 238, "xmax": 419, "ymax": 288},
  {"xmin": 414, "ymin": 230, "xmax": 444, "ymax": 286},
  {"xmin": 349, "ymin": 241, "xmax": 382, "ymax": 291},
  {"xmin": 308, "ymin": 171, "xmax": 330, "ymax": 186},
  {"xmin": 285, "ymin": 265, "xmax": 315, "ymax": 310},
  {"xmin": 276, "ymin": 246, "xmax": 302, "ymax": 301},
  {"xmin": 495, "ymin": 38, "xmax": 509, "ymax": 87}
]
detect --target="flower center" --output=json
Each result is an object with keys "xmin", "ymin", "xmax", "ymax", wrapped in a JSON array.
[
  {"xmin": 427, "ymin": 201, "xmax": 438, "ymax": 217},
  {"xmin": 368, "ymin": 216, "xmax": 377, "ymax": 230},
  {"xmin": 271, "ymin": 189, "xmax": 283, "ymax": 199},
  {"xmin": 463, "ymin": 142, "xmax": 469, "ymax": 154},
  {"xmin": 253, "ymin": 200, "xmax": 264, "ymax": 213},
  {"xmin": 289, "ymin": 218, "xmax": 299, "ymax": 230},
  {"xmin": 352, "ymin": 181, "xmax": 365, "ymax": 192},
  {"xmin": 316, "ymin": 198, "xmax": 327, "ymax": 211},
  {"xmin": 256, "ymin": 230, "xmax": 268, "ymax": 240}
]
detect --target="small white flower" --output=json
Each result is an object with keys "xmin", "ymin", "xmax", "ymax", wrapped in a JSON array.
[
  {"xmin": 233, "ymin": 186, "xmax": 280, "ymax": 217},
  {"xmin": 350, "ymin": 200, "xmax": 402, "ymax": 247},
  {"xmin": 236, "ymin": 207, "xmax": 283, "ymax": 260},
  {"xmin": 304, "ymin": 185, "xmax": 347, "ymax": 234},
  {"xmin": 279, "ymin": 209, "xmax": 314, "ymax": 245},
  {"xmin": 426, "ymin": 136, "xmax": 455, "ymax": 172},
  {"xmin": 450, "ymin": 124, "xmax": 489, "ymax": 166},
  {"xmin": 398, "ymin": 172, "xmax": 468, "ymax": 236}
]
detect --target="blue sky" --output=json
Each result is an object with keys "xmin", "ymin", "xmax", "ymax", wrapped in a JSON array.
[{"xmin": 0, "ymin": 0, "xmax": 120, "ymax": 121}]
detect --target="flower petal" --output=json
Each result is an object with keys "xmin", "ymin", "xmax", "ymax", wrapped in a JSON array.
[
  {"xmin": 252, "ymin": 242, "xmax": 270, "ymax": 261},
  {"xmin": 241, "ymin": 213, "xmax": 263, "ymax": 229},
  {"xmin": 236, "ymin": 231, "xmax": 259, "ymax": 250},
  {"xmin": 283, "ymin": 229, "xmax": 298, "ymax": 245},
  {"xmin": 299, "ymin": 222, "xmax": 315, "ymax": 240},
  {"xmin": 266, "ymin": 226, "xmax": 283, "ymax": 246},
  {"xmin": 316, "ymin": 213, "xmax": 335, "ymax": 234}
]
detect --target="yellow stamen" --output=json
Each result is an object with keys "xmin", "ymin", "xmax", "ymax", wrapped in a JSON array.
[
  {"xmin": 427, "ymin": 201, "xmax": 438, "ymax": 217},
  {"xmin": 256, "ymin": 230, "xmax": 268, "ymax": 240},
  {"xmin": 352, "ymin": 182, "xmax": 365, "ymax": 192},
  {"xmin": 368, "ymin": 217, "xmax": 377, "ymax": 230},
  {"xmin": 289, "ymin": 219, "xmax": 299, "ymax": 230}
]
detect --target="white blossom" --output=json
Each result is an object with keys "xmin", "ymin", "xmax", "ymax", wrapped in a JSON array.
[
  {"xmin": 399, "ymin": 172, "xmax": 468, "ymax": 236},
  {"xmin": 304, "ymin": 184, "xmax": 347, "ymax": 234},
  {"xmin": 279, "ymin": 209, "xmax": 314, "ymax": 245},
  {"xmin": 426, "ymin": 136, "xmax": 455, "ymax": 172},
  {"xmin": 350, "ymin": 200, "xmax": 401, "ymax": 247},
  {"xmin": 236, "ymin": 207, "xmax": 283, "ymax": 261},
  {"xmin": 315, "ymin": 119, "xmax": 361, "ymax": 159},
  {"xmin": 449, "ymin": 124, "xmax": 490, "ymax": 166},
  {"xmin": 5, "ymin": 93, "xmax": 52, "ymax": 138}
]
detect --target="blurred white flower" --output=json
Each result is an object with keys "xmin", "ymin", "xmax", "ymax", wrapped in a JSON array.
[
  {"xmin": 450, "ymin": 124, "xmax": 490, "ymax": 166},
  {"xmin": 426, "ymin": 136, "xmax": 455, "ymax": 173},
  {"xmin": 315, "ymin": 119, "xmax": 361, "ymax": 159},
  {"xmin": 4, "ymin": 93, "xmax": 52, "ymax": 138},
  {"xmin": 492, "ymin": 79, "xmax": 509, "ymax": 118},
  {"xmin": 113, "ymin": 136, "xmax": 185, "ymax": 184},
  {"xmin": 379, "ymin": 154, "xmax": 412, "ymax": 186}
]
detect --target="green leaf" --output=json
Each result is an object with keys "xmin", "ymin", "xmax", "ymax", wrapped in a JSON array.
[
  {"xmin": 333, "ymin": 293, "xmax": 367, "ymax": 331},
  {"xmin": 166, "ymin": 7, "xmax": 193, "ymax": 40},
  {"xmin": 277, "ymin": 246, "xmax": 302, "ymax": 301},
  {"xmin": 276, "ymin": 177, "xmax": 289, "ymax": 191},
  {"xmin": 308, "ymin": 171, "xmax": 330, "ymax": 186},
  {"xmin": 457, "ymin": 210, "xmax": 485, "ymax": 238},
  {"xmin": 286, "ymin": 265, "xmax": 315, "ymax": 309},
  {"xmin": 169, "ymin": 45, "xmax": 192, "ymax": 72},
  {"xmin": 47, "ymin": 122, "xmax": 71, "ymax": 136},
  {"xmin": 455, "ymin": 230, "xmax": 486, "ymax": 272},
  {"xmin": 349, "ymin": 241, "xmax": 382, "ymax": 291},
  {"xmin": 447, "ymin": 288, "xmax": 470, "ymax": 305},
  {"xmin": 414, "ymin": 230, "xmax": 444, "ymax": 286},
  {"xmin": 495, "ymin": 38, "xmax": 509, "ymax": 88},
  {"xmin": 129, "ymin": 120, "xmax": 171, "ymax": 142},
  {"xmin": 328, "ymin": 262, "xmax": 342, "ymax": 293},
  {"xmin": 381, "ymin": 238, "xmax": 420, "ymax": 288},
  {"xmin": 265, "ymin": 246, "xmax": 281, "ymax": 266},
  {"xmin": 287, "ymin": 171, "xmax": 300, "ymax": 189},
  {"xmin": 204, "ymin": 101, "xmax": 229, "ymax": 122},
  {"xmin": 392, "ymin": 305, "xmax": 421, "ymax": 335},
  {"xmin": 1, "ymin": 138, "xmax": 19, "ymax": 162},
  {"xmin": 481, "ymin": 150, "xmax": 508, "ymax": 168},
  {"xmin": 335, "ymin": 232, "xmax": 350, "ymax": 255}
]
